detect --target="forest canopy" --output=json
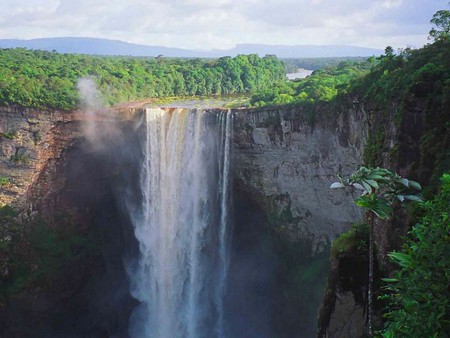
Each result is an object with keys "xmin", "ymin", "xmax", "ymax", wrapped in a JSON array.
[
  {"xmin": 250, "ymin": 60, "xmax": 372, "ymax": 107},
  {"xmin": 0, "ymin": 49, "xmax": 285, "ymax": 110},
  {"xmin": 281, "ymin": 56, "xmax": 368, "ymax": 72}
]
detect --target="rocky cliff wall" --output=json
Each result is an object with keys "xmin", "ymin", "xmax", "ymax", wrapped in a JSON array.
[
  {"xmin": 0, "ymin": 106, "xmax": 80, "ymax": 209},
  {"xmin": 1, "ymin": 104, "xmax": 367, "ymax": 240},
  {"xmin": 0, "ymin": 105, "xmax": 143, "ymax": 212},
  {"xmin": 0, "ymin": 104, "xmax": 369, "ymax": 336},
  {"xmin": 0, "ymin": 106, "xmax": 142, "ymax": 336},
  {"xmin": 229, "ymin": 105, "xmax": 369, "ymax": 336},
  {"xmin": 232, "ymin": 105, "xmax": 366, "ymax": 249}
]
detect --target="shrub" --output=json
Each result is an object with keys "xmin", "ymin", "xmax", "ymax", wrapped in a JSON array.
[{"xmin": 381, "ymin": 173, "xmax": 450, "ymax": 337}]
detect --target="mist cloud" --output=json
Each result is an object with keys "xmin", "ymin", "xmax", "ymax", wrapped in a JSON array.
[
  {"xmin": 77, "ymin": 77, "xmax": 121, "ymax": 150},
  {"xmin": 77, "ymin": 77, "xmax": 102, "ymax": 111}
]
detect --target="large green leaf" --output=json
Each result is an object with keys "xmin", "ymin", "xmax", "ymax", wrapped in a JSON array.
[
  {"xmin": 371, "ymin": 200, "xmax": 392, "ymax": 219},
  {"xmin": 396, "ymin": 195, "xmax": 405, "ymax": 202},
  {"xmin": 388, "ymin": 251, "xmax": 412, "ymax": 268},
  {"xmin": 408, "ymin": 180, "xmax": 422, "ymax": 190},
  {"xmin": 365, "ymin": 179, "xmax": 379, "ymax": 189},
  {"xmin": 330, "ymin": 182, "xmax": 345, "ymax": 189},
  {"xmin": 355, "ymin": 195, "xmax": 375, "ymax": 208},
  {"xmin": 404, "ymin": 194, "xmax": 424, "ymax": 202},
  {"xmin": 395, "ymin": 177, "xmax": 410, "ymax": 188},
  {"xmin": 361, "ymin": 180, "xmax": 373, "ymax": 193}
]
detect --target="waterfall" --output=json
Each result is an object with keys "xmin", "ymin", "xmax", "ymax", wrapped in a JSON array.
[{"xmin": 128, "ymin": 108, "xmax": 233, "ymax": 338}]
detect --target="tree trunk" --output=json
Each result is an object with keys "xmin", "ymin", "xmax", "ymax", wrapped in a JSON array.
[{"xmin": 367, "ymin": 213, "xmax": 374, "ymax": 337}]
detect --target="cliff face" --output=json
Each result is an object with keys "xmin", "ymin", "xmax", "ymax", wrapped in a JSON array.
[
  {"xmin": 0, "ymin": 106, "xmax": 142, "ymax": 336},
  {"xmin": 0, "ymin": 106, "xmax": 80, "ymax": 209},
  {"xmin": 0, "ymin": 105, "xmax": 143, "ymax": 213},
  {"xmin": 1, "ymin": 104, "xmax": 367, "ymax": 243},
  {"xmin": 0, "ymin": 104, "xmax": 368, "ymax": 336},
  {"xmin": 230, "ymin": 105, "xmax": 367, "ymax": 336},
  {"xmin": 232, "ymin": 106, "xmax": 366, "ymax": 248}
]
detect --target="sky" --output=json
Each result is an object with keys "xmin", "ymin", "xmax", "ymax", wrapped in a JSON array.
[{"xmin": 0, "ymin": 0, "xmax": 448, "ymax": 51}]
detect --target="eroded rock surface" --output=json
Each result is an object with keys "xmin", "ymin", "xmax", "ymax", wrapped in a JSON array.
[{"xmin": 232, "ymin": 106, "xmax": 366, "ymax": 248}]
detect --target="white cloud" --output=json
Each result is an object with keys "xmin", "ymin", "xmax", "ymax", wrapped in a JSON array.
[
  {"xmin": 0, "ymin": 0, "xmax": 447, "ymax": 50},
  {"xmin": 381, "ymin": 0, "xmax": 403, "ymax": 9}
]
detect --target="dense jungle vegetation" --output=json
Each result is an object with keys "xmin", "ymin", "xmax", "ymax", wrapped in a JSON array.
[
  {"xmin": 381, "ymin": 173, "xmax": 450, "ymax": 337},
  {"xmin": 0, "ymin": 50, "xmax": 285, "ymax": 109},
  {"xmin": 281, "ymin": 56, "xmax": 367, "ymax": 72}
]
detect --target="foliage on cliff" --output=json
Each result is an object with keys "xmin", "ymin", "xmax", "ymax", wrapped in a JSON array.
[
  {"xmin": 0, "ymin": 49, "xmax": 285, "ymax": 109},
  {"xmin": 357, "ymin": 37, "xmax": 450, "ymax": 182},
  {"xmin": 381, "ymin": 173, "xmax": 450, "ymax": 338},
  {"xmin": 353, "ymin": 40, "xmax": 450, "ymax": 112},
  {"xmin": 0, "ymin": 206, "xmax": 93, "ymax": 302},
  {"xmin": 352, "ymin": 7, "xmax": 450, "ymax": 175}
]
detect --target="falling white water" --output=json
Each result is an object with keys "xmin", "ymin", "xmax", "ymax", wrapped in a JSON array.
[{"xmin": 129, "ymin": 108, "xmax": 233, "ymax": 338}]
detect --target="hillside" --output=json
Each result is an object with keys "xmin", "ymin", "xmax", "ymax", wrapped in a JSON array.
[{"xmin": 0, "ymin": 37, "xmax": 382, "ymax": 58}]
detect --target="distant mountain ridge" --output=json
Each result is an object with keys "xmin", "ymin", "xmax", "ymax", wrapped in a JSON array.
[{"xmin": 0, "ymin": 37, "xmax": 382, "ymax": 58}]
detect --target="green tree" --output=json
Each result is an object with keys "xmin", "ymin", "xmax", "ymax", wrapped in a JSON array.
[
  {"xmin": 331, "ymin": 167, "xmax": 422, "ymax": 337},
  {"xmin": 429, "ymin": 9, "xmax": 450, "ymax": 41}
]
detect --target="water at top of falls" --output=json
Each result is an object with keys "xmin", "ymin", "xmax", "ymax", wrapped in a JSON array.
[{"xmin": 128, "ymin": 107, "xmax": 233, "ymax": 338}]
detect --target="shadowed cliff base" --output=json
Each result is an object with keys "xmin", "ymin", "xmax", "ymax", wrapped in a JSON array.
[{"xmin": 0, "ymin": 120, "xmax": 141, "ymax": 337}]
